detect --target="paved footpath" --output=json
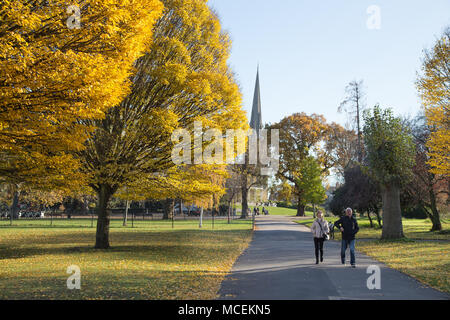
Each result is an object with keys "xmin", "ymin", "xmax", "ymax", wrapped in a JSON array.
[{"xmin": 218, "ymin": 216, "xmax": 449, "ymax": 300}]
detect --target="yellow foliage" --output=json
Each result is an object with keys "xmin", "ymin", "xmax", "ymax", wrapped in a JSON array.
[
  {"xmin": 83, "ymin": 0, "xmax": 247, "ymax": 207},
  {"xmin": 118, "ymin": 164, "xmax": 228, "ymax": 208},
  {"xmin": 0, "ymin": 0, "xmax": 163, "ymax": 189},
  {"xmin": 417, "ymin": 27, "xmax": 450, "ymax": 176}
]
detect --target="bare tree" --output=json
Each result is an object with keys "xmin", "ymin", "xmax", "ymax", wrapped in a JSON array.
[{"xmin": 338, "ymin": 80, "xmax": 367, "ymax": 163}]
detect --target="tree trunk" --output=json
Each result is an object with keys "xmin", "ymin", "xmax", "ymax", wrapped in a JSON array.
[
  {"xmin": 163, "ymin": 199, "xmax": 174, "ymax": 220},
  {"xmin": 95, "ymin": 184, "xmax": 114, "ymax": 249},
  {"xmin": 10, "ymin": 187, "xmax": 20, "ymax": 220},
  {"xmin": 83, "ymin": 196, "xmax": 90, "ymax": 215},
  {"xmin": 296, "ymin": 194, "xmax": 305, "ymax": 217},
  {"xmin": 241, "ymin": 174, "xmax": 249, "ymax": 219},
  {"xmin": 374, "ymin": 207, "xmax": 382, "ymax": 228},
  {"xmin": 367, "ymin": 211, "xmax": 374, "ymax": 228},
  {"xmin": 199, "ymin": 207, "xmax": 203, "ymax": 228},
  {"xmin": 381, "ymin": 184, "xmax": 404, "ymax": 239},
  {"xmin": 429, "ymin": 189, "xmax": 442, "ymax": 232},
  {"xmin": 123, "ymin": 200, "xmax": 129, "ymax": 227}
]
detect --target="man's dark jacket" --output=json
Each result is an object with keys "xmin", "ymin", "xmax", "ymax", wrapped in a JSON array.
[{"xmin": 334, "ymin": 216, "xmax": 359, "ymax": 241}]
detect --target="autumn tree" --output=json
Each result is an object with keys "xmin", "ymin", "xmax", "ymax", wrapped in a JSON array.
[
  {"xmin": 338, "ymin": 80, "xmax": 367, "ymax": 162},
  {"xmin": 417, "ymin": 27, "xmax": 450, "ymax": 176},
  {"xmin": 117, "ymin": 164, "xmax": 227, "ymax": 218},
  {"xmin": 363, "ymin": 106, "xmax": 415, "ymax": 239},
  {"xmin": 403, "ymin": 115, "xmax": 449, "ymax": 231},
  {"xmin": 0, "ymin": 0, "xmax": 163, "ymax": 216},
  {"xmin": 80, "ymin": 0, "xmax": 246, "ymax": 249},
  {"xmin": 271, "ymin": 113, "xmax": 337, "ymax": 216},
  {"xmin": 269, "ymin": 180, "xmax": 294, "ymax": 204}
]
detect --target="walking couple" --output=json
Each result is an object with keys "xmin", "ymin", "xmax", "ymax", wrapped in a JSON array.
[{"xmin": 311, "ymin": 208, "xmax": 359, "ymax": 268}]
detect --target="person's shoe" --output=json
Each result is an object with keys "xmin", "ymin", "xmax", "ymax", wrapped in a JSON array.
[
  {"xmin": 351, "ymin": 264, "xmax": 356, "ymax": 268},
  {"xmin": 341, "ymin": 260, "xmax": 345, "ymax": 265},
  {"xmin": 315, "ymin": 259, "xmax": 319, "ymax": 265},
  {"xmin": 320, "ymin": 256, "xmax": 324, "ymax": 262}
]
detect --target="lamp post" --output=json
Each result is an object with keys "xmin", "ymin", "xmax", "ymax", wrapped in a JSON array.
[
  {"xmin": 172, "ymin": 204, "xmax": 175, "ymax": 229},
  {"xmin": 123, "ymin": 199, "xmax": 129, "ymax": 227}
]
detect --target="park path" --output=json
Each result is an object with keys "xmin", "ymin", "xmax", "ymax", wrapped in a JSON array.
[{"xmin": 218, "ymin": 215, "xmax": 449, "ymax": 300}]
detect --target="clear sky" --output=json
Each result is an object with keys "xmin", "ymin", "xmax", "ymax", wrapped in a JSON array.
[{"xmin": 208, "ymin": 0, "xmax": 450, "ymax": 127}]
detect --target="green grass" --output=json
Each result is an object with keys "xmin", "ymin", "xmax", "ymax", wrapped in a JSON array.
[{"xmin": 0, "ymin": 219, "xmax": 253, "ymax": 300}]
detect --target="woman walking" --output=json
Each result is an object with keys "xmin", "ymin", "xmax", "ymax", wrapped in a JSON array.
[{"xmin": 311, "ymin": 211, "xmax": 330, "ymax": 264}]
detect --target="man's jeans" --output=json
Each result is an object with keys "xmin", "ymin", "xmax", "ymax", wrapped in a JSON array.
[{"xmin": 341, "ymin": 239, "xmax": 356, "ymax": 265}]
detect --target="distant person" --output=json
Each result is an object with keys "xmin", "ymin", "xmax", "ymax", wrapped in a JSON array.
[
  {"xmin": 334, "ymin": 208, "xmax": 359, "ymax": 268},
  {"xmin": 311, "ymin": 210, "xmax": 330, "ymax": 264}
]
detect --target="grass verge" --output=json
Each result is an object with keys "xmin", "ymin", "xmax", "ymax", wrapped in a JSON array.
[
  {"xmin": 0, "ymin": 220, "xmax": 253, "ymax": 300},
  {"xmin": 357, "ymin": 239, "xmax": 450, "ymax": 294}
]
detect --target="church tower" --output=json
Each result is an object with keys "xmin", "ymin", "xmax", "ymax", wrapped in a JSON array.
[{"xmin": 249, "ymin": 67, "xmax": 263, "ymax": 130}]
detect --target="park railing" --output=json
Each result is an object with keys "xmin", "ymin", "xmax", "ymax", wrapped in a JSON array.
[{"xmin": 0, "ymin": 208, "xmax": 247, "ymax": 229}]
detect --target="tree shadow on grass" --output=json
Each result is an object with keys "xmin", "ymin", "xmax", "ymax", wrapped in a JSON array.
[{"xmin": 0, "ymin": 229, "xmax": 251, "ymax": 262}]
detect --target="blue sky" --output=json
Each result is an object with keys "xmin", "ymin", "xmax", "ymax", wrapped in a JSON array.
[{"xmin": 208, "ymin": 0, "xmax": 450, "ymax": 127}]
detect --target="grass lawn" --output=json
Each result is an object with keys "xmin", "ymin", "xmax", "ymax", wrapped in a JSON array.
[
  {"xmin": 0, "ymin": 219, "xmax": 252, "ymax": 300},
  {"xmin": 295, "ymin": 217, "xmax": 450, "ymax": 293},
  {"xmin": 264, "ymin": 206, "xmax": 312, "ymax": 216},
  {"xmin": 234, "ymin": 204, "xmax": 314, "ymax": 217}
]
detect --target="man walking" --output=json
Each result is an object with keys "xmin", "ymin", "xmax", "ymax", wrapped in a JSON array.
[{"xmin": 334, "ymin": 208, "xmax": 359, "ymax": 268}]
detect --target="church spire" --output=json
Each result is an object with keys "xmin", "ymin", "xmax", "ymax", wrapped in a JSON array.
[{"xmin": 249, "ymin": 67, "xmax": 262, "ymax": 130}]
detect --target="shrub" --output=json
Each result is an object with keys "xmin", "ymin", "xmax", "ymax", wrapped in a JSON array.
[{"xmin": 402, "ymin": 206, "xmax": 428, "ymax": 219}]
